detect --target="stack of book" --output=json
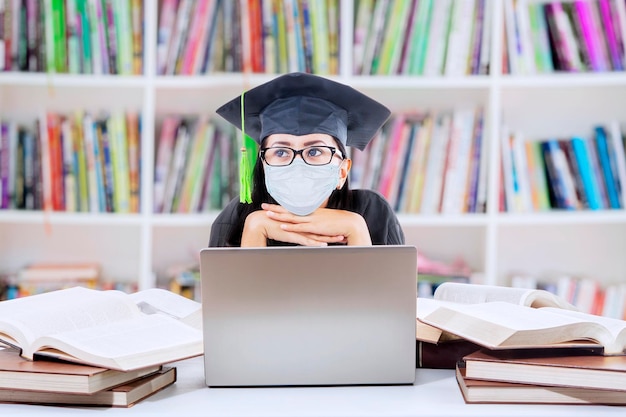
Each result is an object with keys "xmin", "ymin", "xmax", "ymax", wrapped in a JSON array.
[
  {"xmin": 0, "ymin": 286, "xmax": 204, "ymax": 407},
  {"xmin": 0, "ymin": 348, "xmax": 176, "ymax": 407},
  {"xmin": 416, "ymin": 282, "xmax": 626, "ymax": 405}
]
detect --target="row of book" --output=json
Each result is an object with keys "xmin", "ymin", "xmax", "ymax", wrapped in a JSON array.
[
  {"xmin": 417, "ymin": 282, "xmax": 626, "ymax": 405},
  {"xmin": 0, "ymin": 262, "xmax": 138, "ymax": 300},
  {"xmin": 156, "ymin": 0, "xmax": 340, "ymax": 76},
  {"xmin": 504, "ymin": 0, "xmax": 626, "ymax": 75},
  {"xmin": 0, "ymin": 0, "xmax": 143, "ymax": 75},
  {"xmin": 352, "ymin": 108, "xmax": 487, "ymax": 214},
  {"xmin": 0, "ymin": 111, "xmax": 141, "ymax": 213},
  {"xmin": 511, "ymin": 274, "xmax": 626, "ymax": 320},
  {"xmin": 355, "ymin": 0, "xmax": 491, "ymax": 76},
  {"xmin": 153, "ymin": 115, "xmax": 238, "ymax": 214},
  {"xmin": 500, "ymin": 122, "xmax": 626, "ymax": 212}
]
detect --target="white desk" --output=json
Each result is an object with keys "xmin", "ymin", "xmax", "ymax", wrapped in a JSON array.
[{"xmin": 1, "ymin": 356, "xmax": 624, "ymax": 416}]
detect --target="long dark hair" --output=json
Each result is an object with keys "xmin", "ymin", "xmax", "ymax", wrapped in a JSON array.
[{"xmin": 229, "ymin": 138, "xmax": 354, "ymax": 244}]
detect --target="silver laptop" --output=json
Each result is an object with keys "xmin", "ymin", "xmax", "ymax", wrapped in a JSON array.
[{"xmin": 199, "ymin": 245, "xmax": 417, "ymax": 387}]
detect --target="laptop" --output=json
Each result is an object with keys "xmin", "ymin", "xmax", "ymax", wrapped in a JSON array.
[{"xmin": 199, "ymin": 245, "xmax": 417, "ymax": 387}]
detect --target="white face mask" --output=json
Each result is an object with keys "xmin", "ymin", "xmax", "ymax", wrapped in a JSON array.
[{"xmin": 264, "ymin": 158, "xmax": 341, "ymax": 216}]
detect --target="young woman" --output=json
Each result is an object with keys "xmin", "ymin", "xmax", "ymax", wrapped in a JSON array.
[{"xmin": 208, "ymin": 72, "xmax": 404, "ymax": 247}]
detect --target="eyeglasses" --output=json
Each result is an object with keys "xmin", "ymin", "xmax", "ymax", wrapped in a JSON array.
[{"xmin": 260, "ymin": 146, "xmax": 343, "ymax": 166}]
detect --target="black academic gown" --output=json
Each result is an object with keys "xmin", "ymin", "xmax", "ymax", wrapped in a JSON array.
[{"xmin": 208, "ymin": 189, "xmax": 405, "ymax": 247}]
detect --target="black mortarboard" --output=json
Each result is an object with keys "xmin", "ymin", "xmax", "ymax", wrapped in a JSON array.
[{"xmin": 215, "ymin": 72, "xmax": 391, "ymax": 151}]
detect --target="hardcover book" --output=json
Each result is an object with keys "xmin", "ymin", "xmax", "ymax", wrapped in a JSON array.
[
  {"xmin": 416, "ymin": 282, "xmax": 626, "ymax": 355},
  {"xmin": 462, "ymin": 349, "xmax": 626, "ymax": 391},
  {"xmin": 456, "ymin": 361, "xmax": 626, "ymax": 404},
  {"xmin": 0, "ymin": 287, "xmax": 202, "ymax": 371},
  {"xmin": 0, "ymin": 348, "xmax": 160, "ymax": 394},
  {"xmin": 0, "ymin": 365, "xmax": 176, "ymax": 407}
]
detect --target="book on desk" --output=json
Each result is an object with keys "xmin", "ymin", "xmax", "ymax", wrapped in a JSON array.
[
  {"xmin": 0, "ymin": 286, "xmax": 203, "ymax": 371},
  {"xmin": 414, "ymin": 283, "xmax": 626, "ymax": 404}
]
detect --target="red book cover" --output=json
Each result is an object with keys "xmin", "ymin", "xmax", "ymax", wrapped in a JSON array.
[
  {"xmin": 47, "ymin": 113, "xmax": 64, "ymax": 211},
  {"xmin": 248, "ymin": 0, "xmax": 263, "ymax": 72}
]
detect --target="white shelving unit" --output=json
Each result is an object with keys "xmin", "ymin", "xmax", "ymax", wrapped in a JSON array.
[{"xmin": 1, "ymin": 0, "xmax": 625, "ymax": 291}]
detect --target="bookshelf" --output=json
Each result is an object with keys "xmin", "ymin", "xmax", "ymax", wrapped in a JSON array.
[{"xmin": 1, "ymin": 0, "xmax": 626, "ymax": 305}]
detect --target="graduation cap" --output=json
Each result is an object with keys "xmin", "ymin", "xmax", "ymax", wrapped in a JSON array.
[{"xmin": 215, "ymin": 72, "xmax": 391, "ymax": 202}]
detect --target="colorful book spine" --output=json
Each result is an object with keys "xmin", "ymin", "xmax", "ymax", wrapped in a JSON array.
[
  {"xmin": 422, "ymin": 0, "xmax": 452, "ymax": 76},
  {"xmin": 594, "ymin": 126, "xmax": 620, "ymax": 208},
  {"xmin": 468, "ymin": 0, "xmax": 485, "ymax": 75},
  {"xmin": 43, "ymin": 0, "xmax": 55, "ymax": 72},
  {"xmin": 274, "ymin": 0, "xmax": 288, "ymax": 73},
  {"xmin": 110, "ymin": 113, "xmax": 130, "ymax": 213},
  {"xmin": 180, "ymin": 0, "xmax": 210, "ymax": 75},
  {"xmin": 60, "ymin": 118, "xmax": 77, "ymax": 212},
  {"xmin": 598, "ymin": 0, "xmax": 623, "ymax": 70},
  {"xmin": 73, "ymin": 111, "xmax": 89, "ymax": 212},
  {"xmin": 153, "ymin": 116, "xmax": 180, "ymax": 213},
  {"xmin": 394, "ymin": 121, "xmax": 418, "ymax": 211},
  {"xmin": 21, "ymin": 129, "xmax": 36, "ymax": 210},
  {"xmin": 156, "ymin": 0, "xmax": 178, "ymax": 75},
  {"xmin": 608, "ymin": 121, "xmax": 626, "ymax": 208},
  {"xmin": 570, "ymin": 136, "xmax": 602, "ymax": 210},
  {"xmin": 165, "ymin": 0, "xmax": 193, "ymax": 74},
  {"xmin": 352, "ymin": 0, "xmax": 373, "ymax": 74},
  {"xmin": 465, "ymin": 109, "xmax": 484, "ymax": 213},
  {"xmin": 103, "ymin": 0, "xmax": 118, "ymax": 74},
  {"xmin": 126, "ymin": 112, "xmax": 140, "ymax": 213},
  {"xmin": 94, "ymin": 118, "xmax": 108, "ymax": 212},
  {"xmin": 98, "ymin": 119, "xmax": 115, "ymax": 212},
  {"xmin": 130, "ymin": 0, "xmax": 143, "ymax": 74},
  {"xmin": 261, "ymin": 0, "xmax": 276, "ymax": 73},
  {"xmin": 0, "ymin": 123, "xmax": 9, "ymax": 208},
  {"xmin": 327, "ymin": 0, "xmax": 340, "ymax": 74},
  {"xmin": 48, "ymin": 114, "xmax": 66, "ymax": 210},
  {"xmin": 65, "ymin": 0, "xmax": 80, "ymax": 73},
  {"xmin": 309, "ymin": 0, "xmax": 330, "ymax": 74},
  {"xmin": 114, "ymin": 0, "xmax": 133, "ymax": 75},
  {"xmin": 379, "ymin": 0, "xmax": 412, "ymax": 75},
  {"xmin": 81, "ymin": 112, "xmax": 100, "ymax": 212},
  {"xmin": 51, "ymin": 0, "xmax": 67, "ymax": 72},
  {"xmin": 574, "ymin": 0, "xmax": 607, "ymax": 71}
]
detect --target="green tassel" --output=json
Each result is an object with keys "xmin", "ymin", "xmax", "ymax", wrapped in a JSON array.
[{"xmin": 239, "ymin": 93, "xmax": 257, "ymax": 203}]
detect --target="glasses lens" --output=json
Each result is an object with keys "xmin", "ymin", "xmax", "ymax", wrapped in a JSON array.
[
  {"xmin": 263, "ymin": 147, "xmax": 294, "ymax": 166},
  {"xmin": 262, "ymin": 146, "xmax": 336, "ymax": 166},
  {"xmin": 302, "ymin": 146, "xmax": 334, "ymax": 165}
]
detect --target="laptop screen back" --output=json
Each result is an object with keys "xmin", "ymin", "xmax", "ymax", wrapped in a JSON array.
[{"xmin": 200, "ymin": 245, "xmax": 417, "ymax": 386}]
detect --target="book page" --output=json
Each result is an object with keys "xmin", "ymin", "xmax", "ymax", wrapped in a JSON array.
[
  {"xmin": 420, "ymin": 301, "xmax": 610, "ymax": 350},
  {"xmin": 433, "ymin": 282, "xmax": 576, "ymax": 310},
  {"xmin": 33, "ymin": 314, "xmax": 203, "ymax": 371},
  {"xmin": 128, "ymin": 288, "xmax": 202, "ymax": 330},
  {"xmin": 541, "ymin": 308, "xmax": 626, "ymax": 354},
  {"xmin": 0, "ymin": 287, "xmax": 141, "ymax": 358}
]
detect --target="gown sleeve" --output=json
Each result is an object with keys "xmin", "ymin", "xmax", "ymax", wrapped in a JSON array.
[
  {"xmin": 209, "ymin": 191, "xmax": 404, "ymax": 247},
  {"xmin": 208, "ymin": 198, "xmax": 245, "ymax": 247},
  {"xmin": 352, "ymin": 190, "xmax": 405, "ymax": 245}
]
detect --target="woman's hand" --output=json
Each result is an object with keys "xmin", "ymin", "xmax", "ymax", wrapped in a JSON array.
[
  {"xmin": 241, "ymin": 205, "xmax": 348, "ymax": 247},
  {"xmin": 261, "ymin": 203, "xmax": 372, "ymax": 246}
]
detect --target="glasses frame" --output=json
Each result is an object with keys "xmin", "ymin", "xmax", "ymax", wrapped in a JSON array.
[{"xmin": 259, "ymin": 145, "xmax": 343, "ymax": 166}]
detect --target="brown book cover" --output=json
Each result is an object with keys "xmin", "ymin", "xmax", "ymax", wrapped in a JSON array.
[
  {"xmin": 0, "ymin": 349, "xmax": 161, "ymax": 394},
  {"xmin": 0, "ymin": 366, "xmax": 176, "ymax": 407},
  {"xmin": 456, "ymin": 363, "xmax": 626, "ymax": 404},
  {"xmin": 463, "ymin": 349, "xmax": 624, "ymax": 391},
  {"xmin": 417, "ymin": 340, "xmax": 481, "ymax": 369}
]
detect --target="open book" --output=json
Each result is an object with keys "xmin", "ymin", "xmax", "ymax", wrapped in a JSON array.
[
  {"xmin": 0, "ymin": 287, "xmax": 203, "ymax": 371},
  {"xmin": 417, "ymin": 282, "xmax": 626, "ymax": 355}
]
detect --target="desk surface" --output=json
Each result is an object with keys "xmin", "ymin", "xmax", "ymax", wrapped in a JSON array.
[{"xmin": 1, "ymin": 356, "xmax": 624, "ymax": 417}]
